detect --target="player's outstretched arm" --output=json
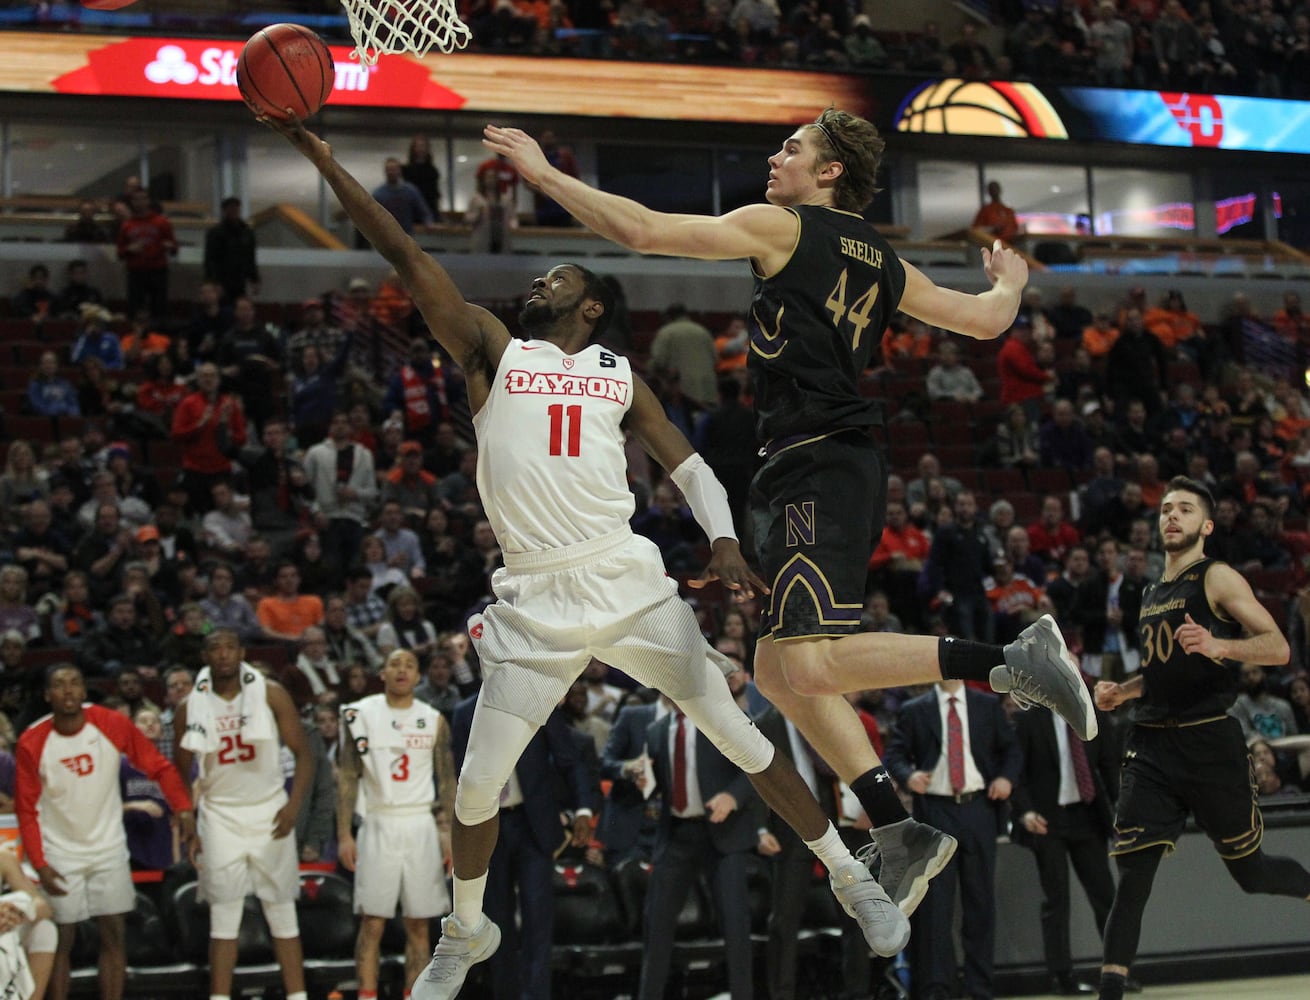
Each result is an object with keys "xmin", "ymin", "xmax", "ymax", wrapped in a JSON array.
[
  {"xmin": 624, "ymin": 377, "xmax": 767, "ymax": 599},
  {"xmin": 899, "ymin": 241, "xmax": 1028, "ymax": 341},
  {"xmin": 1184, "ymin": 564, "xmax": 1291, "ymax": 666},
  {"xmin": 483, "ymin": 126, "xmax": 795, "ymax": 267},
  {"xmin": 265, "ymin": 115, "xmax": 507, "ymax": 373}
]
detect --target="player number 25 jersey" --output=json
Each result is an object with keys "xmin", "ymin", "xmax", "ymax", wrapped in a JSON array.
[{"xmin": 475, "ymin": 339, "xmax": 635, "ymax": 553}]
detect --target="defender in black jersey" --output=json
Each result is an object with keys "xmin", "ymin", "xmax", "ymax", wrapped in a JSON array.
[
  {"xmin": 1093, "ymin": 477, "xmax": 1309, "ymax": 1000},
  {"xmin": 486, "ymin": 111, "xmax": 1097, "ymax": 921}
]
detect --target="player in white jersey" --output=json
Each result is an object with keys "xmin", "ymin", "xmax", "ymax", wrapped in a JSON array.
[
  {"xmin": 269, "ymin": 115, "xmax": 909, "ymax": 1000},
  {"xmin": 339, "ymin": 649, "xmax": 457, "ymax": 1000},
  {"xmin": 173, "ymin": 630, "xmax": 315, "ymax": 1000},
  {"xmin": 16, "ymin": 664, "xmax": 194, "ymax": 1000}
]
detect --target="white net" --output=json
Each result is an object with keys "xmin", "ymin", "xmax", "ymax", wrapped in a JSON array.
[{"xmin": 339, "ymin": 0, "xmax": 472, "ymax": 64}]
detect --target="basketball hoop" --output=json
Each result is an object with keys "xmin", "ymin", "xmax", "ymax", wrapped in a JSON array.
[{"xmin": 338, "ymin": 0, "xmax": 472, "ymax": 64}]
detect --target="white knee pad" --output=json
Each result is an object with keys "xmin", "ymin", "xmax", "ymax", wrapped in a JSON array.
[
  {"xmin": 21, "ymin": 917, "xmax": 57, "ymax": 954},
  {"xmin": 208, "ymin": 899, "xmax": 245, "ymax": 939},
  {"xmin": 679, "ymin": 665, "xmax": 776, "ymax": 775},
  {"xmin": 455, "ymin": 704, "xmax": 539, "ymax": 827},
  {"xmin": 261, "ymin": 900, "xmax": 300, "ymax": 939}
]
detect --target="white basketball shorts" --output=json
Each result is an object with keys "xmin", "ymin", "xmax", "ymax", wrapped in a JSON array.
[
  {"xmin": 471, "ymin": 528, "xmax": 733, "ymax": 727},
  {"xmin": 354, "ymin": 810, "xmax": 450, "ymax": 919},
  {"xmin": 44, "ymin": 850, "xmax": 134, "ymax": 925},
  {"xmin": 197, "ymin": 793, "xmax": 299, "ymax": 905}
]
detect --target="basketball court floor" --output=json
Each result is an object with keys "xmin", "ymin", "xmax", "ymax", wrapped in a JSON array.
[{"xmin": 1022, "ymin": 973, "xmax": 1310, "ymax": 1000}]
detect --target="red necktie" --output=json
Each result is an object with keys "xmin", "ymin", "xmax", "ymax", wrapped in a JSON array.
[
  {"xmin": 947, "ymin": 697, "xmax": 965, "ymax": 794},
  {"xmin": 1068, "ymin": 724, "xmax": 1096, "ymax": 803},
  {"xmin": 672, "ymin": 713, "xmax": 688, "ymax": 814}
]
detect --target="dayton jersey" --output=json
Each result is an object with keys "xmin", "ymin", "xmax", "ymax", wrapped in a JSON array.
[
  {"xmin": 194, "ymin": 696, "xmax": 285, "ymax": 809},
  {"xmin": 475, "ymin": 338, "xmax": 635, "ymax": 552},
  {"xmin": 344, "ymin": 696, "xmax": 442, "ymax": 810},
  {"xmin": 1133, "ymin": 558, "xmax": 1242, "ymax": 724},
  {"xmin": 15, "ymin": 704, "xmax": 191, "ymax": 870},
  {"xmin": 747, "ymin": 205, "xmax": 906, "ymax": 441}
]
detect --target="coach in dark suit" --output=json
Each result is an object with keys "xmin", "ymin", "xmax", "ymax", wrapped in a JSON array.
[
  {"xmin": 637, "ymin": 700, "xmax": 765, "ymax": 1000},
  {"xmin": 452, "ymin": 697, "xmax": 596, "ymax": 1000},
  {"xmin": 756, "ymin": 704, "xmax": 874, "ymax": 1000},
  {"xmin": 599, "ymin": 698, "xmax": 662, "ymax": 864},
  {"xmin": 1011, "ymin": 706, "xmax": 1118, "ymax": 995},
  {"xmin": 884, "ymin": 681, "xmax": 1021, "ymax": 1000}
]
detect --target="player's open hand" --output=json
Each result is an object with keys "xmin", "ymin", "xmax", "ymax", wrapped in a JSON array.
[
  {"xmin": 272, "ymin": 803, "xmax": 297, "ymax": 840},
  {"xmin": 1176, "ymin": 613, "xmax": 1222, "ymax": 659},
  {"xmin": 570, "ymin": 813, "xmax": 592, "ymax": 848},
  {"xmin": 338, "ymin": 834, "xmax": 358, "ymax": 873},
  {"xmin": 482, "ymin": 126, "xmax": 550, "ymax": 188},
  {"xmin": 981, "ymin": 238, "xmax": 1028, "ymax": 290},
  {"xmin": 36, "ymin": 865, "xmax": 67, "ymax": 898},
  {"xmin": 705, "ymin": 792, "xmax": 738, "ymax": 823},
  {"xmin": 690, "ymin": 539, "xmax": 769, "ymax": 602},
  {"xmin": 175, "ymin": 809, "xmax": 196, "ymax": 852}
]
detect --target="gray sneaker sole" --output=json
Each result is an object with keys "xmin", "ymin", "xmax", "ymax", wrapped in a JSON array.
[
  {"xmin": 413, "ymin": 922, "xmax": 502, "ymax": 1000},
  {"xmin": 996, "ymin": 615, "xmax": 1098, "ymax": 741},
  {"xmin": 894, "ymin": 832, "xmax": 958, "ymax": 918}
]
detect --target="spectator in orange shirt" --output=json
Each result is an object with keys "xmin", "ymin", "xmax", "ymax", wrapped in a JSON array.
[
  {"xmin": 881, "ymin": 315, "xmax": 936, "ymax": 368},
  {"xmin": 256, "ymin": 561, "xmax": 325, "ymax": 642},
  {"xmin": 120, "ymin": 308, "xmax": 171, "ymax": 364},
  {"xmin": 714, "ymin": 317, "xmax": 749, "ymax": 374},
  {"xmin": 1135, "ymin": 453, "xmax": 1166, "ymax": 510},
  {"xmin": 972, "ymin": 180, "xmax": 1019, "ymax": 242},
  {"xmin": 986, "ymin": 555, "xmax": 1051, "ymax": 644},
  {"xmin": 1142, "ymin": 289, "xmax": 1205, "ymax": 352},
  {"xmin": 1273, "ymin": 291, "xmax": 1310, "ymax": 345},
  {"xmin": 1081, "ymin": 312, "xmax": 1120, "ymax": 358},
  {"xmin": 868, "ymin": 499, "xmax": 930, "ymax": 632}
]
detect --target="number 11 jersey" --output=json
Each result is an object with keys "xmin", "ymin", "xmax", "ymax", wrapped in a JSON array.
[{"xmin": 475, "ymin": 338, "xmax": 636, "ymax": 553}]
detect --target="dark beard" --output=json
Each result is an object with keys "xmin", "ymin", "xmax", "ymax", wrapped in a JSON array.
[
  {"xmin": 1162, "ymin": 527, "xmax": 1202, "ymax": 553},
  {"xmin": 519, "ymin": 290, "xmax": 584, "ymax": 334}
]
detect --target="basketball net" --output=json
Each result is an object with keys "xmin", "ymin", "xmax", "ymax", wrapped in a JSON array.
[{"xmin": 339, "ymin": 0, "xmax": 472, "ymax": 64}]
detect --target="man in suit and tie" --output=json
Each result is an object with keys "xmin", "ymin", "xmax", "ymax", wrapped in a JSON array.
[
  {"xmin": 884, "ymin": 680, "xmax": 1022, "ymax": 1000},
  {"xmin": 1011, "ymin": 706, "xmax": 1118, "ymax": 996},
  {"xmin": 638, "ymin": 696, "xmax": 767, "ymax": 1000},
  {"xmin": 756, "ymin": 703, "xmax": 874, "ymax": 1000},
  {"xmin": 599, "ymin": 692, "xmax": 664, "ymax": 865},
  {"xmin": 451, "ymin": 696, "xmax": 597, "ymax": 1000}
]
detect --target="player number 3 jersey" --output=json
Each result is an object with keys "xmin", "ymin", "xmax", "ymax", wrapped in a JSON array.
[{"xmin": 475, "ymin": 339, "xmax": 636, "ymax": 553}]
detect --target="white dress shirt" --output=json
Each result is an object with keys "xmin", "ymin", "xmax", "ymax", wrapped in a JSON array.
[{"xmin": 926, "ymin": 686, "xmax": 986, "ymax": 796}]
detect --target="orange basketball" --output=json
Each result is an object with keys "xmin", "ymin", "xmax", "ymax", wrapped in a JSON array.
[{"xmin": 237, "ymin": 23, "xmax": 335, "ymax": 121}]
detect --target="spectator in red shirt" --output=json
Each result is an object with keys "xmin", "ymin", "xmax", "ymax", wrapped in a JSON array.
[
  {"xmin": 116, "ymin": 189, "xmax": 177, "ymax": 322},
  {"xmin": 170, "ymin": 362, "xmax": 247, "ymax": 515},
  {"xmin": 1027, "ymin": 494, "xmax": 1081, "ymax": 573},
  {"xmin": 998, "ymin": 317, "xmax": 1053, "ymax": 424}
]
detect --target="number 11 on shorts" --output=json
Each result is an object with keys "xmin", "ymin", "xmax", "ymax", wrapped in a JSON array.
[{"xmin": 548, "ymin": 403, "xmax": 582, "ymax": 457}]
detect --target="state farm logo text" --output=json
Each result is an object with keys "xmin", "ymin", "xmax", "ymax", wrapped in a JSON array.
[{"xmin": 144, "ymin": 44, "xmax": 372, "ymax": 92}]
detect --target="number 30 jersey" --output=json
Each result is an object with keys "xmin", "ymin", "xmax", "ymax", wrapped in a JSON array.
[
  {"xmin": 475, "ymin": 338, "xmax": 635, "ymax": 553},
  {"xmin": 1134, "ymin": 558, "xmax": 1242, "ymax": 724},
  {"xmin": 747, "ymin": 205, "xmax": 906, "ymax": 442}
]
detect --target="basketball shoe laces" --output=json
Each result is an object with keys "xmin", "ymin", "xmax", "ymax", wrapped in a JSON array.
[{"xmin": 423, "ymin": 934, "xmax": 472, "ymax": 983}]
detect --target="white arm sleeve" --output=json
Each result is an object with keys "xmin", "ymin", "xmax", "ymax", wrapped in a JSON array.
[{"xmin": 670, "ymin": 453, "xmax": 737, "ymax": 544}]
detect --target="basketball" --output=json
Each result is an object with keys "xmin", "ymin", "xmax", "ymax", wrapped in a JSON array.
[{"xmin": 237, "ymin": 23, "xmax": 335, "ymax": 121}]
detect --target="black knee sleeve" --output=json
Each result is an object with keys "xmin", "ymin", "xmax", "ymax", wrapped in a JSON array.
[
  {"xmin": 1224, "ymin": 850, "xmax": 1310, "ymax": 898},
  {"xmin": 1103, "ymin": 846, "xmax": 1165, "ymax": 970}
]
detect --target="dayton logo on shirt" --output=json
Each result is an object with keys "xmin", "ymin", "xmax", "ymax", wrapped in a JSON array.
[
  {"xmin": 60, "ymin": 754, "xmax": 94, "ymax": 776},
  {"xmin": 503, "ymin": 370, "xmax": 629, "ymax": 404}
]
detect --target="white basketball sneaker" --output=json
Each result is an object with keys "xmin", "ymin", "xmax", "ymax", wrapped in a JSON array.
[{"xmin": 410, "ymin": 913, "xmax": 501, "ymax": 1000}]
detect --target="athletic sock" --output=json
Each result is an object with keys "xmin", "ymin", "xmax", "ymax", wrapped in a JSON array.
[
  {"xmin": 939, "ymin": 635, "xmax": 1007, "ymax": 683},
  {"xmin": 850, "ymin": 767, "xmax": 909, "ymax": 828},
  {"xmin": 1099, "ymin": 972, "xmax": 1127, "ymax": 1000},
  {"xmin": 453, "ymin": 871, "xmax": 489, "ymax": 929},
  {"xmin": 286, "ymin": 993, "xmax": 307, "ymax": 1000},
  {"xmin": 804, "ymin": 823, "xmax": 854, "ymax": 873},
  {"xmin": 358, "ymin": 992, "xmax": 379, "ymax": 1000},
  {"xmin": 210, "ymin": 996, "xmax": 230, "ymax": 1000}
]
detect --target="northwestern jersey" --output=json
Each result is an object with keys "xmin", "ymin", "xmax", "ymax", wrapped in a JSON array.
[
  {"xmin": 1133, "ymin": 558, "xmax": 1242, "ymax": 723},
  {"xmin": 747, "ymin": 205, "xmax": 906, "ymax": 442},
  {"xmin": 195, "ymin": 695, "xmax": 285, "ymax": 808},
  {"xmin": 475, "ymin": 338, "xmax": 635, "ymax": 552}
]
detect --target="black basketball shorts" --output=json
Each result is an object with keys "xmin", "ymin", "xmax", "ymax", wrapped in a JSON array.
[
  {"xmin": 1111, "ymin": 715, "xmax": 1262, "ymax": 861},
  {"xmin": 749, "ymin": 429, "xmax": 886, "ymax": 642}
]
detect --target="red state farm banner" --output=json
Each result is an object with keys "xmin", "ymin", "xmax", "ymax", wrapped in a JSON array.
[{"xmin": 51, "ymin": 36, "xmax": 465, "ymax": 108}]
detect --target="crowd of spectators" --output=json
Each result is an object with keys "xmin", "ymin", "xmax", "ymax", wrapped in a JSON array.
[{"xmin": 17, "ymin": 0, "xmax": 1310, "ymax": 97}]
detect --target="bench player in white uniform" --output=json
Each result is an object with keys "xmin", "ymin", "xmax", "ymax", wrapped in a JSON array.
[
  {"xmin": 15, "ymin": 664, "xmax": 194, "ymax": 1000},
  {"xmin": 339, "ymin": 649, "xmax": 457, "ymax": 1000},
  {"xmin": 268, "ymin": 115, "xmax": 909, "ymax": 1000},
  {"xmin": 173, "ymin": 630, "xmax": 315, "ymax": 1000}
]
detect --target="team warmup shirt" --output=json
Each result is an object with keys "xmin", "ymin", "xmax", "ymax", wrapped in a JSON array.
[
  {"xmin": 15, "ymin": 704, "xmax": 191, "ymax": 870},
  {"xmin": 474, "ymin": 338, "xmax": 635, "ymax": 552},
  {"xmin": 194, "ymin": 695, "xmax": 285, "ymax": 808},
  {"xmin": 344, "ymin": 695, "xmax": 442, "ymax": 811}
]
